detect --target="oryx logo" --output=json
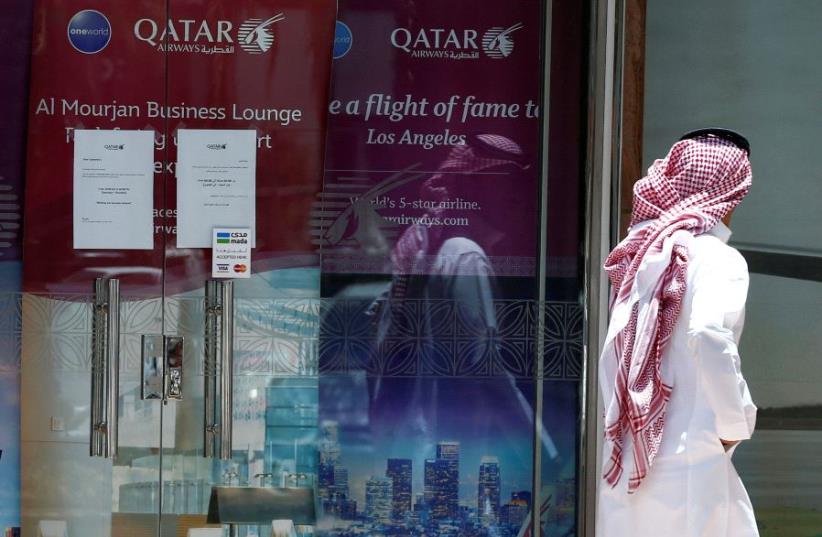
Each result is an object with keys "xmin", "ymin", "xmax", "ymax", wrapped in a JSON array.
[
  {"xmin": 482, "ymin": 22, "xmax": 523, "ymax": 58},
  {"xmin": 67, "ymin": 10, "xmax": 112, "ymax": 54},
  {"xmin": 237, "ymin": 14, "xmax": 285, "ymax": 54}
]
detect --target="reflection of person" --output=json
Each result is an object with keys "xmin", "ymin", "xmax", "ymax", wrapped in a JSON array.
[
  {"xmin": 376, "ymin": 135, "xmax": 526, "ymax": 351},
  {"xmin": 597, "ymin": 136, "xmax": 759, "ymax": 536},
  {"xmin": 385, "ymin": 134, "xmax": 527, "ymax": 298}
]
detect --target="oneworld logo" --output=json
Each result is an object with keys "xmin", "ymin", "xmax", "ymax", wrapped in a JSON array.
[
  {"xmin": 333, "ymin": 21, "xmax": 353, "ymax": 59},
  {"xmin": 67, "ymin": 10, "xmax": 112, "ymax": 54},
  {"xmin": 133, "ymin": 14, "xmax": 285, "ymax": 55},
  {"xmin": 390, "ymin": 23, "xmax": 523, "ymax": 60},
  {"xmin": 206, "ymin": 144, "xmax": 227, "ymax": 150},
  {"xmin": 104, "ymin": 144, "xmax": 124, "ymax": 150}
]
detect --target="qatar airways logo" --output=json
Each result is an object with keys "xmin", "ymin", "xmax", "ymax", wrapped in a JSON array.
[
  {"xmin": 237, "ymin": 15, "xmax": 285, "ymax": 54},
  {"xmin": 133, "ymin": 14, "xmax": 285, "ymax": 55},
  {"xmin": 390, "ymin": 22, "xmax": 523, "ymax": 60},
  {"xmin": 482, "ymin": 23, "xmax": 524, "ymax": 58}
]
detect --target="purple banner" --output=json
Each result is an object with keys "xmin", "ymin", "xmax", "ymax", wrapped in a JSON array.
[
  {"xmin": 315, "ymin": 2, "xmax": 570, "ymax": 536},
  {"xmin": 0, "ymin": 0, "xmax": 33, "ymax": 532},
  {"xmin": 0, "ymin": 2, "xmax": 30, "ymax": 268},
  {"xmin": 316, "ymin": 1, "xmax": 543, "ymax": 278}
]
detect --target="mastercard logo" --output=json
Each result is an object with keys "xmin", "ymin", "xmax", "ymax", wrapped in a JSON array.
[{"xmin": 233, "ymin": 264, "xmax": 248, "ymax": 273}]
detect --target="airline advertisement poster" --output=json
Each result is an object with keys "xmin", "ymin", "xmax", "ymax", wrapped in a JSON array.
[
  {"xmin": 317, "ymin": 2, "xmax": 578, "ymax": 537},
  {"xmin": 315, "ymin": 4, "xmax": 543, "ymax": 279},
  {"xmin": 23, "ymin": 0, "xmax": 337, "ymax": 295}
]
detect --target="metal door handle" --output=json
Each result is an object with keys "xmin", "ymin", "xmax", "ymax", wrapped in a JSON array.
[
  {"xmin": 164, "ymin": 336, "xmax": 184, "ymax": 401},
  {"xmin": 142, "ymin": 335, "xmax": 184, "ymax": 401},
  {"xmin": 91, "ymin": 278, "xmax": 120, "ymax": 458},
  {"xmin": 204, "ymin": 280, "xmax": 234, "ymax": 459}
]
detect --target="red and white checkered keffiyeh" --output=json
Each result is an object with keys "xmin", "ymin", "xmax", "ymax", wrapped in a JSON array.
[{"xmin": 602, "ymin": 136, "xmax": 752, "ymax": 492}]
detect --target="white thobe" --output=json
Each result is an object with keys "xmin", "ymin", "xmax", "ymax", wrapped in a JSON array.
[{"xmin": 597, "ymin": 221, "xmax": 759, "ymax": 537}]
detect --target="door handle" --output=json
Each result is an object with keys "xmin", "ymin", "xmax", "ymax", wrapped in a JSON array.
[
  {"xmin": 91, "ymin": 278, "xmax": 120, "ymax": 458},
  {"xmin": 164, "ymin": 336, "xmax": 184, "ymax": 401},
  {"xmin": 141, "ymin": 335, "xmax": 184, "ymax": 401},
  {"xmin": 204, "ymin": 280, "xmax": 234, "ymax": 460}
]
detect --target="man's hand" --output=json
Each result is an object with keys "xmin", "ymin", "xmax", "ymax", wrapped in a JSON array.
[{"xmin": 720, "ymin": 439, "xmax": 739, "ymax": 451}]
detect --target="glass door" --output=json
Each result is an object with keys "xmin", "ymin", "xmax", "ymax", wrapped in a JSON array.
[
  {"xmin": 20, "ymin": 1, "xmax": 337, "ymax": 537},
  {"xmin": 637, "ymin": 2, "xmax": 822, "ymax": 534},
  {"xmin": 20, "ymin": 1, "xmax": 170, "ymax": 536},
  {"xmin": 17, "ymin": 2, "xmax": 590, "ymax": 537},
  {"xmin": 156, "ymin": 1, "xmax": 337, "ymax": 536}
]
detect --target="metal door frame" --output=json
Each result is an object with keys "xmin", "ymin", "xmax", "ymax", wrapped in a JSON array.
[{"xmin": 578, "ymin": 0, "xmax": 625, "ymax": 534}]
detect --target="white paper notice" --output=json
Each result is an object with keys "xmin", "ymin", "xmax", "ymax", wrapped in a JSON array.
[
  {"xmin": 212, "ymin": 228, "xmax": 251, "ymax": 278},
  {"xmin": 73, "ymin": 129, "xmax": 154, "ymax": 249},
  {"xmin": 176, "ymin": 129, "xmax": 257, "ymax": 248}
]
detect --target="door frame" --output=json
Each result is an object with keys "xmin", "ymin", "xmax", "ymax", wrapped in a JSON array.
[{"xmin": 577, "ymin": 0, "xmax": 631, "ymax": 534}]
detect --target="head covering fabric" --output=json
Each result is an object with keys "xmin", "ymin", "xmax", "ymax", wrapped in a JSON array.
[{"xmin": 602, "ymin": 136, "xmax": 752, "ymax": 492}]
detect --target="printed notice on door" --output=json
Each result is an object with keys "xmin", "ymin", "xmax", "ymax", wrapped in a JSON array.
[
  {"xmin": 176, "ymin": 129, "xmax": 257, "ymax": 248},
  {"xmin": 73, "ymin": 129, "xmax": 155, "ymax": 249}
]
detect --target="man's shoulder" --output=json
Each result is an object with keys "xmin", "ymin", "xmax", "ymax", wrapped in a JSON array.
[{"xmin": 690, "ymin": 233, "xmax": 748, "ymax": 277}]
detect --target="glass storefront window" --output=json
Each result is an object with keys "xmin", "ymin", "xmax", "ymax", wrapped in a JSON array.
[
  {"xmin": 641, "ymin": 1, "xmax": 822, "ymax": 534},
  {"xmin": 9, "ymin": 1, "xmax": 818, "ymax": 536},
  {"xmin": 1, "ymin": 1, "xmax": 594, "ymax": 537}
]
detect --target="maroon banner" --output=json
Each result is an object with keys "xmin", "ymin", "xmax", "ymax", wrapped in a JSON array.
[{"xmin": 23, "ymin": 0, "xmax": 336, "ymax": 295}]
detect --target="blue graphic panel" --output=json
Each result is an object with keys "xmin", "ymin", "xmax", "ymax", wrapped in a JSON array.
[{"xmin": 0, "ymin": 372, "xmax": 20, "ymax": 531}]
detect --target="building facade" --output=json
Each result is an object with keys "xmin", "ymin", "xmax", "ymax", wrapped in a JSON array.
[{"xmin": 0, "ymin": 1, "xmax": 819, "ymax": 537}]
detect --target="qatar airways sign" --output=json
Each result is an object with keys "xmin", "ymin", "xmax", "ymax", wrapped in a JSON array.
[
  {"xmin": 390, "ymin": 22, "xmax": 524, "ymax": 60},
  {"xmin": 133, "ymin": 14, "xmax": 285, "ymax": 54}
]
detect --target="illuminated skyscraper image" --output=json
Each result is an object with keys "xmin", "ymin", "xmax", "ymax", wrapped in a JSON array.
[
  {"xmin": 333, "ymin": 467, "xmax": 349, "ymax": 497},
  {"xmin": 421, "ymin": 442, "xmax": 461, "ymax": 520},
  {"xmin": 319, "ymin": 420, "xmax": 341, "ymax": 465},
  {"xmin": 424, "ymin": 458, "xmax": 451, "ymax": 519},
  {"xmin": 318, "ymin": 462, "xmax": 334, "ymax": 500},
  {"xmin": 423, "ymin": 459, "xmax": 436, "ymax": 517},
  {"xmin": 386, "ymin": 458, "xmax": 412, "ymax": 519},
  {"xmin": 436, "ymin": 441, "xmax": 460, "ymax": 519},
  {"xmin": 478, "ymin": 456, "xmax": 501, "ymax": 523},
  {"xmin": 315, "ymin": 373, "xmax": 572, "ymax": 536},
  {"xmin": 437, "ymin": 441, "xmax": 460, "ymax": 466},
  {"xmin": 365, "ymin": 476, "xmax": 393, "ymax": 522}
]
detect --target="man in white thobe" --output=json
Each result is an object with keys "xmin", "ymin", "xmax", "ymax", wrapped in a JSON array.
[{"xmin": 597, "ymin": 134, "xmax": 759, "ymax": 537}]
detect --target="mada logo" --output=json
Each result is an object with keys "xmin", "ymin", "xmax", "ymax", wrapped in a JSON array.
[
  {"xmin": 390, "ymin": 22, "xmax": 523, "ymax": 60},
  {"xmin": 134, "ymin": 13, "xmax": 285, "ymax": 55}
]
